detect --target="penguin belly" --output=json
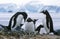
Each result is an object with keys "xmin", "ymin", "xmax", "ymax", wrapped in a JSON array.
[
  {"xmin": 40, "ymin": 28, "xmax": 47, "ymax": 34},
  {"xmin": 16, "ymin": 15, "xmax": 23, "ymax": 26},
  {"xmin": 42, "ymin": 14, "xmax": 50, "ymax": 34},
  {"xmin": 11, "ymin": 15, "xmax": 23, "ymax": 31},
  {"xmin": 25, "ymin": 22, "xmax": 35, "ymax": 33}
]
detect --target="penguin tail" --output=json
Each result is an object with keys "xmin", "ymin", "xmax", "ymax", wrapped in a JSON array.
[
  {"xmin": 53, "ymin": 31, "xmax": 60, "ymax": 36},
  {"xmin": 0, "ymin": 24, "xmax": 5, "ymax": 28},
  {"xmin": 0, "ymin": 24, "xmax": 11, "ymax": 31}
]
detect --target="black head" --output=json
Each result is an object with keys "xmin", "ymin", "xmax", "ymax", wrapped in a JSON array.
[
  {"xmin": 27, "ymin": 18, "xmax": 33, "ymax": 22},
  {"xmin": 22, "ymin": 12, "xmax": 28, "ymax": 21},
  {"xmin": 16, "ymin": 12, "xmax": 28, "ymax": 22},
  {"xmin": 40, "ymin": 10, "xmax": 49, "ymax": 15}
]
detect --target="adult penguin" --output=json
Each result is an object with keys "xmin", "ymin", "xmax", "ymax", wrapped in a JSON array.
[
  {"xmin": 10, "ymin": 12, "xmax": 28, "ymax": 31},
  {"xmin": 40, "ymin": 10, "xmax": 58, "ymax": 35},
  {"xmin": 0, "ymin": 12, "xmax": 28, "ymax": 31}
]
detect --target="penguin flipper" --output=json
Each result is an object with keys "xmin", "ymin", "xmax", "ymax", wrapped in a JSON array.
[{"xmin": 35, "ymin": 25, "xmax": 44, "ymax": 31}]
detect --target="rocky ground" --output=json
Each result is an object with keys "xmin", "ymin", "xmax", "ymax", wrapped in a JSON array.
[
  {"xmin": 0, "ymin": 29, "xmax": 60, "ymax": 39},
  {"xmin": 0, "ymin": 34, "xmax": 60, "ymax": 39}
]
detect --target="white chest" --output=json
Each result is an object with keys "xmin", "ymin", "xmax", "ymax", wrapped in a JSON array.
[
  {"xmin": 25, "ymin": 22, "xmax": 35, "ymax": 33},
  {"xmin": 42, "ymin": 14, "xmax": 50, "ymax": 33},
  {"xmin": 11, "ymin": 15, "xmax": 24, "ymax": 31},
  {"xmin": 16, "ymin": 15, "xmax": 23, "ymax": 25}
]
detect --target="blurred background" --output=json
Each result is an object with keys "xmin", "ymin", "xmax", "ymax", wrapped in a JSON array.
[{"xmin": 0, "ymin": 0, "xmax": 60, "ymax": 32}]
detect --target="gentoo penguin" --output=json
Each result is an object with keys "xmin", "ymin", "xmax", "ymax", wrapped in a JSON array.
[
  {"xmin": 0, "ymin": 12, "xmax": 28, "ymax": 31},
  {"xmin": 25, "ymin": 18, "xmax": 35, "ymax": 34},
  {"xmin": 10, "ymin": 12, "xmax": 28, "ymax": 31},
  {"xmin": 40, "ymin": 10, "xmax": 58, "ymax": 35}
]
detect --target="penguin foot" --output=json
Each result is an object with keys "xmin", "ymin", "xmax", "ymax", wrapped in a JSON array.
[{"xmin": 49, "ymin": 32, "xmax": 54, "ymax": 35}]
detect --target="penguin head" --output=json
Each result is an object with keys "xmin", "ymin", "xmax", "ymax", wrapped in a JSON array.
[
  {"xmin": 26, "ymin": 18, "xmax": 33, "ymax": 22},
  {"xmin": 23, "ymin": 12, "xmax": 28, "ymax": 22},
  {"xmin": 40, "ymin": 10, "xmax": 49, "ymax": 15},
  {"xmin": 17, "ymin": 12, "xmax": 28, "ymax": 22}
]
